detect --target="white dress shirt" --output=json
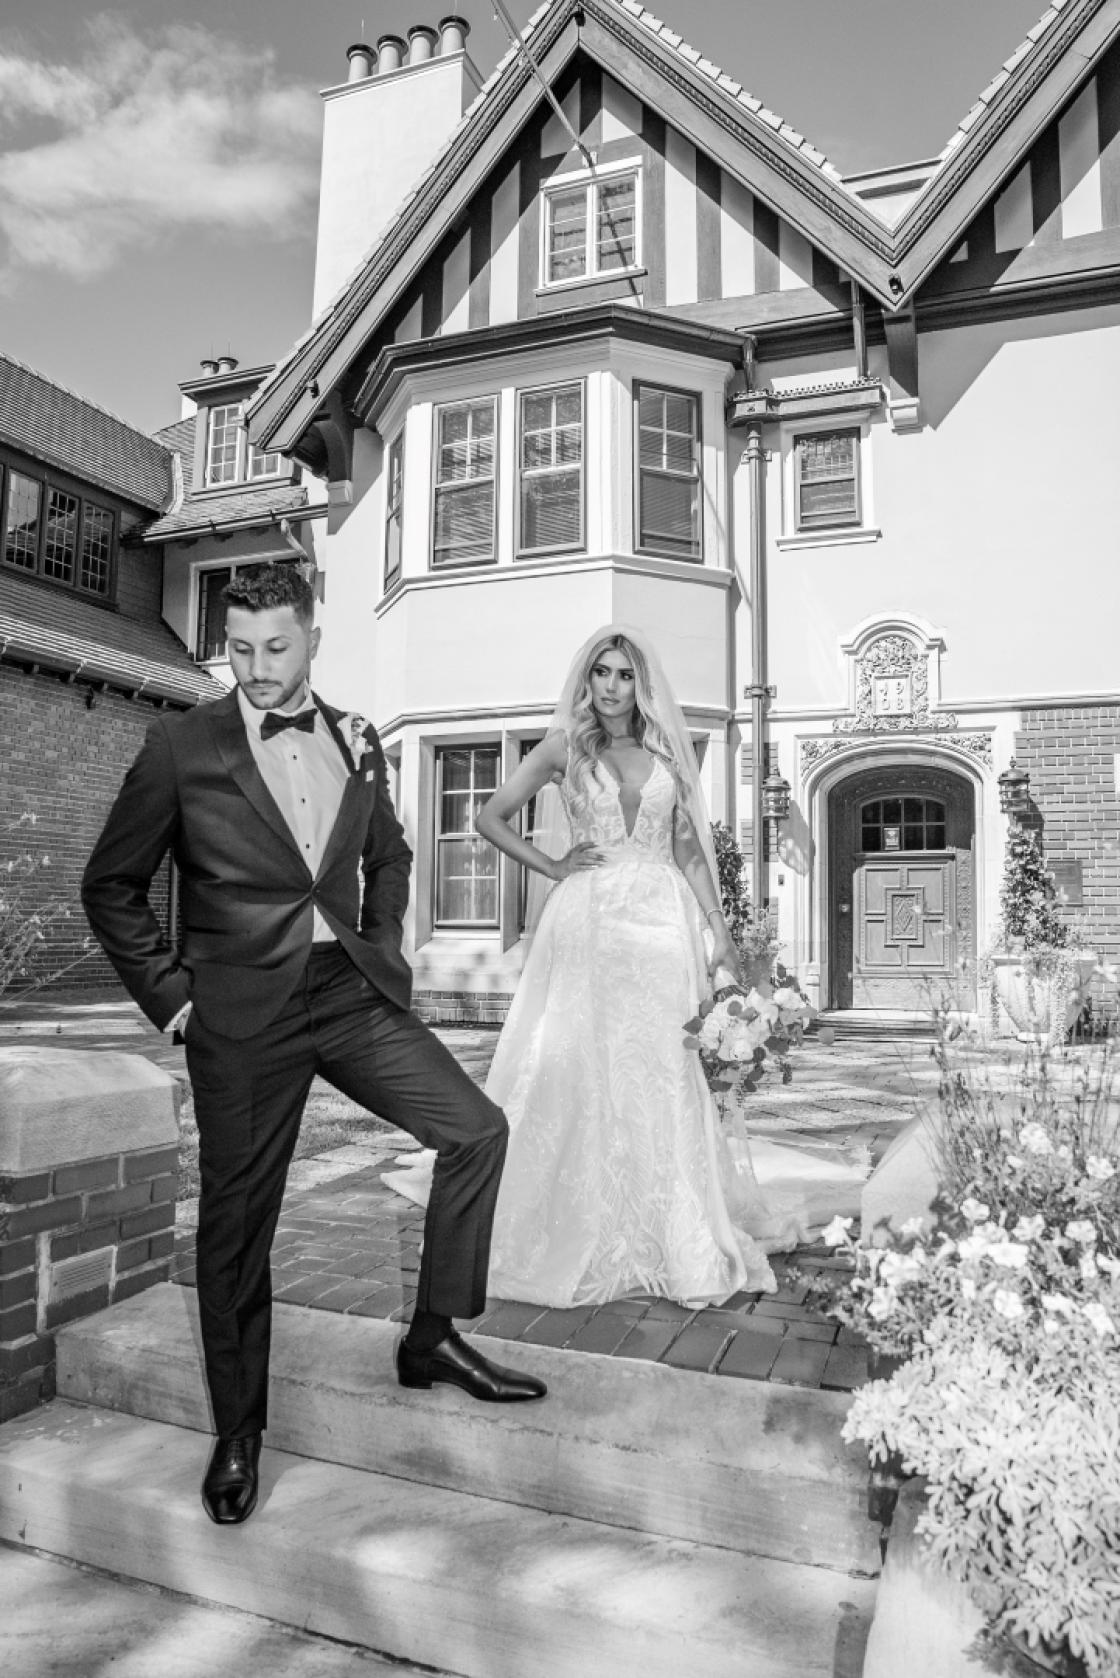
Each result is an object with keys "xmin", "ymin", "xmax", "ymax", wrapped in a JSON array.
[{"xmin": 237, "ymin": 684, "xmax": 350, "ymax": 944}]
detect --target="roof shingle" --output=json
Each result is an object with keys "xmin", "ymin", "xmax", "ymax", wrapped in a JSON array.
[
  {"xmin": 0, "ymin": 570, "xmax": 224, "ymax": 707},
  {"xmin": 143, "ymin": 413, "xmax": 310, "ymax": 540},
  {"xmin": 0, "ymin": 354, "xmax": 173, "ymax": 512}
]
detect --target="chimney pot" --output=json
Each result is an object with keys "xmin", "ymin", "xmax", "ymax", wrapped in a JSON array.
[
  {"xmin": 438, "ymin": 15, "xmax": 469, "ymax": 55},
  {"xmin": 216, "ymin": 354, "xmax": 239, "ymax": 374},
  {"xmin": 376, "ymin": 34, "xmax": 406, "ymax": 74},
  {"xmin": 199, "ymin": 357, "xmax": 220, "ymax": 376},
  {"xmin": 407, "ymin": 25, "xmax": 438, "ymax": 64},
  {"xmin": 346, "ymin": 42, "xmax": 375, "ymax": 81}
]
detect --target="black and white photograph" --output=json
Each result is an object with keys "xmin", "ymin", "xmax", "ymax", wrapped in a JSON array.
[{"xmin": 0, "ymin": 1, "xmax": 1117, "ymax": 1674}]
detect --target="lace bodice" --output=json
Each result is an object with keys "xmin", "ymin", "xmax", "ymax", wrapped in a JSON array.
[{"xmin": 560, "ymin": 756, "xmax": 675, "ymax": 861}]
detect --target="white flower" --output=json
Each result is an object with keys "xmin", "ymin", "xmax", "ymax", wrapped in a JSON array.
[
  {"xmin": 1097, "ymin": 1253, "xmax": 1120, "ymax": 1278},
  {"xmin": 992, "ymin": 1288, "xmax": 1024, "ymax": 1320},
  {"xmin": 698, "ymin": 1015, "xmax": 722, "ymax": 1052},
  {"xmin": 1019, "ymin": 1123, "xmax": 1054, "ymax": 1157},
  {"xmin": 899, "ymin": 1216, "xmax": 927, "ymax": 1239},
  {"xmin": 1082, "ymin": 1302, "xmax": 1115, "ymax": 1339},
  {"xmin": 987, "ymin": 1241, "xmax": 1030, "ymax": 1270},
  {"xmin": 867, "ymin": 1287, "xmax": 897, "ymax": 1322},
  {"xmin": 960, "ymin": 1197, "xmax": 990, "ymax": 1223},
  {"xmin": 1086, "ymin": 1155, "xmax": 1117, "ymax": 1183},
  {"xmin": 1012, "ymin": 1214, "xmax": 1045, "ymax": 1241},
  {"xmin": 1080, "ymin": 1252, "xmax": 1099, "ymax": 1281},
  {"xmin": 879, "ymin": 1250, "xmax": 925, "ymax": 1288},
  {"xmin": 958, "ymin": 1226, "xmax": 998, "ymax": 1263},
  {"xmin": 821, "ymin": 1216, "xmax": 853, "ymax": 1248},
  {"xmin": 338, "ymin": 712, "xmax": 373, "ymax": 772},
  {"xmin": 1065, "ymin": 1219, "xmax": 1097, "ymax": 1246},
  {"xmin": 1041, "ymin": 1293, "xmax": 1075, "ymax": 1318},
  {"xmin": 1005, "ymin": 1154, "xmax": 1024, "ymax": 1170},
  {"xmin": 960, "ymin": 1277, "xmax": 977, "ymax": 1301}
]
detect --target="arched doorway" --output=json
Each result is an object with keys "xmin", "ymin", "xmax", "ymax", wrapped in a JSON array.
[{"xmin": 827, "ymin": 764, "xmax": 976, "ymax": 1010}]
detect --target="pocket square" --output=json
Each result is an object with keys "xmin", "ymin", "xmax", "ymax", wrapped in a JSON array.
[{"xmin": 365, "ymin": 769, "xmax": 375, "ymax": 781}]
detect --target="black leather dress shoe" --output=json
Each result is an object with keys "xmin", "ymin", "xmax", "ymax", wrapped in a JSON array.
[
  {"xmin": 201, "ymin": 1432, "xmax": 262, "ymax": 1525},
  {"xmin": 397, "ymin": 1330, "xmax": 547, "ymax": 1402}
]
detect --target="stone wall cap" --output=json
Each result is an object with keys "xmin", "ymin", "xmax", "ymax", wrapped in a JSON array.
[{"xmin": 0, "ymin": 1048, "xmax": 179, "ymax": 1174}]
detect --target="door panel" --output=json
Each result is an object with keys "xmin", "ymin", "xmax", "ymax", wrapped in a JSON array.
[{"xmin": 854, "ymin": 857, "xmax": 955, "ymax": 1005}]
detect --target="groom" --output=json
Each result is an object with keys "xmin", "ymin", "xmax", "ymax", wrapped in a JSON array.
[{"xmin": 82, "ymin": 563, "xmax": 545, "ymax": 1527}]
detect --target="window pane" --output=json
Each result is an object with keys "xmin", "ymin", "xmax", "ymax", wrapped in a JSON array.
[
  {"xmin": 207, "ymin": 404, "xmax": 242, "ymax": 485},
  {"xmin": 80, "ymin": 504, "xmax": 113, "ymax": 594},
  {"xmin": 796, "ymin": 431, "xmax": 858, "ymax": 528},
  {"xmin": 547, "ymin": 187, "xmax": 587, "ymax": 283},
  {"xmin": 597, "ymin": 175, "xmax": 636, "ymax": 270},
  {"xmin": 440, "ymin": 750, "xmax": 474, "ymax": 794},
  {"xmin": 42, "ymin": 488, "xmax": 79, "ymax": 582},
  {"xmin": 433, "ymin": 481, "xmax": 494, "ymax": 564},
  {"xmin": 903, "ymin": 826, "xmax": 924, "ymax": 851},
  {"xmin": 882, "ymin": 799, "xmax": 902, "ymax": 825},
  {"xmin": 4, "ymin": 472, "xmax": 41, "ymax": 570},
  {"xmin": 436, "ymin": 838, "xmax": 498, "ymax": 923},
  {"xmin": 927, "ymin": 823, "xmax": 946, "ymax": 849},
  {"xmin": 522, "ymin": 470, "xmax": 581, "ymax": 551},
  {"xmin": 639, "ymin": 473, "xmax": 699, "ymax": 556},
  {"xmin": 385, "ymin": 434, "xmax": 404, "ymax": 588},
  {"xmin": 437, "ymin": 402, "xmax": 494, "ymax": 484},
  {"xmin": 248, "ymin": 447, "xmax": 281, "ymax": 479},
  {"xmin": 196, "ymin": 567, "xmax": 232, "ymax": 660}
]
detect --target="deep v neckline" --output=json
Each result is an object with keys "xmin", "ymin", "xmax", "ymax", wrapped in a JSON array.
[{"xmin": 598, "ymin": 755, "xmax": 659, "ymax": 840}]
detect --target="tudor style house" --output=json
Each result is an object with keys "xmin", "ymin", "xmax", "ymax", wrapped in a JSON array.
[{"xmin": 244, "ymin": 0, "xmax": 1120, "ymax": 1022}]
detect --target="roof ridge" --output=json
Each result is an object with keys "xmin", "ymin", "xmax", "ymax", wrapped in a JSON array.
[
  {"xmin": 933, "ymin": 0, "xmax": 1074, "ymax": 169},
  {"xmin": 610, "ymin": 0, "xmax": 842, "ymax": 179},
  {"xmin": 0, "ymin": 350, "xmax": 172, "ymax": 456}
]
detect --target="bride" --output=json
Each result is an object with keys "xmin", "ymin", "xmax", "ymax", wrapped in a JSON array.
[{"xmin": 386, "ymin": 625, "xmax": 858, "ymax": 1309}]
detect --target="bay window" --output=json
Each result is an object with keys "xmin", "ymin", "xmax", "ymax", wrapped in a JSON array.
[{"xmin": 435, "ymin": 745, "xmax": 500, "ymax": 926}]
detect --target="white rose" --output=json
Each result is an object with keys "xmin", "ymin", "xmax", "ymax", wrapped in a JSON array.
[
  {"xmin": 960, "ymin": 1277, "xmax": 977, "ymax": 1301},
  {"xmin": 698, "ymin": 1016, "xmax": 722, "ymax": 1051},
  {"xmin": 1041, "ymin": 1293, "xmax": 1075, "ymax": 1317},
  {"xmin": 1019, "ymin": 1123, "xmax": 1054, "ymax": 1157},
  {"xmin": 1082, "ymin": 1302, "xmax": 1115, "ymax": 1339},
  {"xmin": 987, "ymin": 1241, "xmax": 1030, "ymax": 1270},
  {"xmin": 1086, "ymin": 1156, "xmax": 1116, "ymax": 1182},
  {"xmin": 1065, "ymin": 1219, "xmax": 1097, "ymax": 1246},
  {"xmin": 867, "ymin": 1288, "xmax": 897, "ymax": 1322},
  {"xmin": 960, "ymin": 1197, "xmax": 990, "ymax": 1224}
]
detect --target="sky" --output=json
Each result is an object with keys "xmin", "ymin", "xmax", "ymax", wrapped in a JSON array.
[{"xmin": 0, "ymin": 0, "xmax": 1049, "ymax": 435}]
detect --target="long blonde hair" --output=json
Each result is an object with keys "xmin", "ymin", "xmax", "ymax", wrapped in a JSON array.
[{"xmin": 567, "ymin": 633, "xmax": 685, "ymax": 802}]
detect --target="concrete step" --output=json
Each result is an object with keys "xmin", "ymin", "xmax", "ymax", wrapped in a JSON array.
[
  {"xmin": 812, "ymin": 1011, "xmax": 939, "ymax": 1042},
  {"xmin": 56, "ymin": 1283, "xmax": 880, "ymax": 1575},
  {"xmin": 0, "ymin": 1400, "xmax": 875, "ymax": 1678}
]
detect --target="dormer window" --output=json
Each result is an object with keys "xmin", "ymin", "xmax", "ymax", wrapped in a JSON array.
[
  {"xmin": 542, "ymin": 164, "xmax": 640, "ymax": 287},
  {"xmin": 205, "ymin": 403, "xmax": 282, "ymax": 487}
]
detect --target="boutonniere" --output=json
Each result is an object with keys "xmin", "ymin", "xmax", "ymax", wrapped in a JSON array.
[{"xmin": 338, "ymin": 713, "xmax": 375, "ymax": 775}]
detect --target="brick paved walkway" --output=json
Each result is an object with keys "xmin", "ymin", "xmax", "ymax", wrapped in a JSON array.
[{"xmin": 2, "ymin": 991, "xmax": 945, "ymax": 1392}]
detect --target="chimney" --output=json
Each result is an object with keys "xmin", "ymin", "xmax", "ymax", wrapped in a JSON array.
[
  {"xmin": 407, "ymin": 25, "xmax": 438, "ymax": 65},
  {"xmin": 216, "ymin": 354, "xmax": 239, "ymax": 374},
  {"xmin": 313, "ymin": 23, "xmax": 481, "ymax": 315},
  {"xmin": 199, "ymin": 357, "xmax": 220, "ymax": 377},
  {"xmin": 376, "ymin": 34, "xmax": 406, "ymax": 74},
  {"xmin": 346, "ymin": 42, "xmax": 375, "ymax": 81},
  {"xmin": 438, "ymin": 16, "xmax": 469, "ymax": 55}
]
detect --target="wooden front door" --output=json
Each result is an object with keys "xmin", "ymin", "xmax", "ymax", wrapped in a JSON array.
[{"xmin": 830, "ymin": 770, "xmax": 975, "ymax": 1010}]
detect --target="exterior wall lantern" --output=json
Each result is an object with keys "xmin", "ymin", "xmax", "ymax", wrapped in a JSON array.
[
  {"xmin": 998, "ymin": 758, "xmax": 1031, "ymax": 818},
  {"xmin": 762, "ymin": 770, "xmax": 792, "ymax": 823}
]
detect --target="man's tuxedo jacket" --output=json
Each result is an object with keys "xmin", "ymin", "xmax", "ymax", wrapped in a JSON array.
[{"xmin": 82, "ymin": 689, "xmax": 413, "ymax": 1039}]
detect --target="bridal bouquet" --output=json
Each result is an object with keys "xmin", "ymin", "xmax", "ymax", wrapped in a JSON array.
[{"xmin": 683, "ymin": 975, "xmax": 811, "ymax": 1102}]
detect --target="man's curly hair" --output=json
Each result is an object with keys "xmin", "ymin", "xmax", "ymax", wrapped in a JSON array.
[{"xmin": 221, "ymin": 562, "xmax": 314, "ymax": 625}]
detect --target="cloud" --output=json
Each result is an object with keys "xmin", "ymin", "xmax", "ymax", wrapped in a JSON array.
[{"xmin": 0, "ymin": 16, "xmax": 321, "ymax": 283}]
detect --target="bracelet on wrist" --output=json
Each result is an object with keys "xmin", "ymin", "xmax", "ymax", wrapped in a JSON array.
[{"xmin": 704, "ymin": 908, "xmax": 724, "ymax": 924}]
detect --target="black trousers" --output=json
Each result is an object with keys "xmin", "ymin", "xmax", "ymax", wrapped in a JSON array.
[{"xmin": 184, "ymin": 945, "xmax": 508, "ymax": 1438}]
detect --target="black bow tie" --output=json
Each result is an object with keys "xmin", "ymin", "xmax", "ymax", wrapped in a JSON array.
[{"xmin": 259, "ymin": 708, "xmax": 317, "ymax": 742}]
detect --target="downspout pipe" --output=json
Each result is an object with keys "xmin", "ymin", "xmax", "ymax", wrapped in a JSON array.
[{"xmin": 742, "ymin": 421, "xmax": 769, "ymax": 908}]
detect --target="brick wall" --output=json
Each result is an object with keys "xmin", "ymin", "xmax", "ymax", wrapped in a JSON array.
[
  {"xmin": 0, "ymin": 665, "xmax": 173, "ymax": 990},
  {"xmin": 114, "ymin": 543, "xmax": 163, "ymax": 622},
  {"xmin": 1015, "ymin": 702, "xmax": 1120, "ymax": 1020},
  {"xmin": 0, "ymin": 1141, "xmax": 177, "ymax": 1421}
]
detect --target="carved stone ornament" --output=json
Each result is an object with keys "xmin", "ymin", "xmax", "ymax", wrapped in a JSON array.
[
  {"xmin": 799, "ymin": 729, "xmax": 993, "ymax": 774},
  {"xmin": 835, "ymin": 632, "xmax": 958, "ymax": 735}
]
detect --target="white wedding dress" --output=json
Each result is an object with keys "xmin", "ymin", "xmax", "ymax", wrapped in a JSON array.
[{"xmin": 386, "ymin": 755, "xmax": 863, "ymax": 1308}]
